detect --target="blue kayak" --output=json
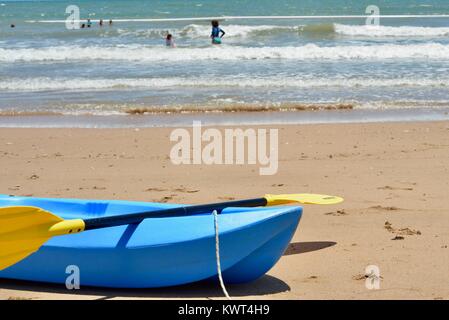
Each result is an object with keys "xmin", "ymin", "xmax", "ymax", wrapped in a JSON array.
[{"xmin": 0, "ymin": 194, "xmax": 302, "ymax": 288}]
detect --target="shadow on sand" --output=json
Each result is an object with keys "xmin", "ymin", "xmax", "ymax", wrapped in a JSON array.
[
  {"xmin": 0, "ymin": 241, "xmax": 335, "ymax": 299},
  {"xmin": 284, "ymin": 241, "xmax": 336, "ymax": 256},
  {"xmin": 0, "ymin": 275, "xmax": 289, "ymax": 299}
]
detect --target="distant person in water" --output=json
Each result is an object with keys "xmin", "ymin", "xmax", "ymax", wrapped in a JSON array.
[
  {"xmin": 210, "ymin": 20, "xmax": 225, "ymax": 44},
  {"xmin": 109, "ymin": 19, "xmax": 113, "ymax": 26},
  {"xmin": 87, "ymin": 19, "xmax": 92, "ymax": 28},
  {"xmin": 10, "ymin": 24, "xmax": 15, "ymax": 28},
  {"xmin": 165, "ymin": 34, "xmax": 176, "ymax": 47},
  {"xmin": 80, "ymin": 23, "xmax": 86, "ymax": 29},
  {"xmin": 99, "ymin": 19, "xmax": 103, "ymax": 27}
]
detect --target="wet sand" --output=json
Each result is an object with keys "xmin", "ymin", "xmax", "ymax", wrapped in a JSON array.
[{"xmin": 1, "ymin": 121, "xmax": 449, "ymax": 300}]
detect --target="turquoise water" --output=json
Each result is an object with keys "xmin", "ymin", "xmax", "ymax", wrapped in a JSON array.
[
  {"xmin": 2, "ymin": 0, "xmax": 449, "ymax": 20},
  {"xmin": 1, "ymin": 0, "xmax": 449, "ymax": 123}
]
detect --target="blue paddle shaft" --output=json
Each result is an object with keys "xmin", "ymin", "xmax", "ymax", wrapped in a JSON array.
[{"xmin": 83, "ymin": 197, "xmax": 268, "ymax": 230}]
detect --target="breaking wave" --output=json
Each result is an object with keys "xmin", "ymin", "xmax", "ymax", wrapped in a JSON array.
[
  {"xmin": 334, "ymin": 24, "xmax": 449, "ymax": 37},
  {"xmin": 293, "ymin": 23, "xmax": 449, "ymax": 38},
  {"xmin": 178, "ymin": 24, "xmax": 297, "ymax": 38},
  {"xmin": 103, "ymin": 24, "xmax": 298, "ymax": 39},
  {"xmin": 1, "ymin": 77, "xmax": 448, "ymax": 91},
  {"xmin": 2, "ymin": 43, "xmax": 449, "ymax": 62}
]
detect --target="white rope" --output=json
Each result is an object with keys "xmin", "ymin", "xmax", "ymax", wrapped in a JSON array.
[{"xmin": 213, "ymin": 209, "xmax": 231, "ymax": 300}]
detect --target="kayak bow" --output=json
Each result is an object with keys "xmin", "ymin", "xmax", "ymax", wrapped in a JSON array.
[{"xmin": 0, "ymin": 193, "xmax": 343, "ymax": 281}]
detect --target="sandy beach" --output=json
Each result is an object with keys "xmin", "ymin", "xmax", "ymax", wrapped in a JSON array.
[{"xmin": 1, "ymin": 120, "xmax": 448, "ymax": 300}]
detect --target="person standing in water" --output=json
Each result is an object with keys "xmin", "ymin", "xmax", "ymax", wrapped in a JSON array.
[
  {"xmin": 210, "ymin": 20, "xmax": 225, "ymax": 44},
  {"xmin": 165, "ymin": 34, "xmax": 176, "ymax": 48}
]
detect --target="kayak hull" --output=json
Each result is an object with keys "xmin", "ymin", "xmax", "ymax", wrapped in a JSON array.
[{"xmin": 0, "ymin": 195, "xmax": 301, "ymax": 288}]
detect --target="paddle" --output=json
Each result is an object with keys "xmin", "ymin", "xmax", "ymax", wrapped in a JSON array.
[{"xmin": 0, "ymin": 193, "xmax": 343, "ymax": 271}]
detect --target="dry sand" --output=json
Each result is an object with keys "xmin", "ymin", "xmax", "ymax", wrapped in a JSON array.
[{"xmin": 1, "ymin": 121, "xmax": 449, "ymax": 300}]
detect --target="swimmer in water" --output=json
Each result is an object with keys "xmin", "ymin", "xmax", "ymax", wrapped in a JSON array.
[
  {"xmin": 165, "ymin": 34, "xmax": 176, "ymax": 48},
  {"xmin": 210, "ymin": 20, "xmax": 225, "ymax": 44},
  {"xmin": 99, "ymin": 19, "xmax": 103, "ymax": 27},
  {"xmin": 87, "ymin": 19, "xmax": 92, "ymax": 28}
]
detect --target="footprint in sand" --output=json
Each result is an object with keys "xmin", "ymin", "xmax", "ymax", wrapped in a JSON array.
[
  {"xmin": 384, "ymin": 221, "xmax": 421, "ymax": 239},
  {"xmin": 158, "ymin": 195, "xmax": 177, "ymax": 203},
  {"xmin": 352, "ymin": 274, "xmax": 367, "ymax": 281},
  {"xmin": 369, "ymin": 205, "xmax": 401, "ymax": 211},
  {"xmin": 218, "ymin": 196, "xmax": 236, "ymax": 201},
  {"xmin": 145, "ymin": 186, "xmax": 199, "ymax": 193},
  {"xmin": 172, "ymin": 187, "xmax": 199, "ymax": 194},
  {"xmin": 271, "ymin": 183, "xmax": 284, "ymax": 187},
  {"xmin": 353, "ymin": 273, "xmax": 384, "ymax": 281},
  {"xmin": 324, "ymin": 209, "xmax": 347, "ymax": 216},
  {"xmin": 378, "ymin": 185, "xmax": 413, "ymax": 191},
  {"xmin": 302, "ymin": 275, "xmax": 319, "ymax": 283},
  {"xmin": 145, "ymin": 187, "xmax": 168, "ymax": 192}
]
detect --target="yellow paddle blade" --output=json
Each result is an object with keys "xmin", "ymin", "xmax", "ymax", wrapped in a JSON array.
[
  {"xmin": 265, "ymin": 193, "xmax": 344, "ymax": 206},
  {"xmin": 0, "ymin": 206, "xmax": 85, "ymax": 271}
]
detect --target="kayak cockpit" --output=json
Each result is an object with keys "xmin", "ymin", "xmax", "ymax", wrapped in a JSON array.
[{"xmin": 0, "ymin": 195, "xmax": 179, "ymax": 219}]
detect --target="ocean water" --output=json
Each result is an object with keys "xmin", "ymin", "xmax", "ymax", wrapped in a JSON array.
[{"xmin": 1, "ymin": 0, "xmax": 449, "ymax": 126}]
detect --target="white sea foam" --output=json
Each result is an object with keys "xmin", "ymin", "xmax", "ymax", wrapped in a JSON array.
[
  {"xmin": 1, "ymin": 43, "xmax": 449, "ymax": 62},
  {"xmin": 90, "ymin": 23, "xmax": 449, "ymax": 40},
  {"xmin": 1, "ymin": 77, "xmax": 448, "ymax": 91},
  {"xmin": 357, "ymin": 100, "xmax": 449, "ymax": 110},
  {"xmin": 114, "ymin": 24, "xmax": 296, "ymax": 39},
  {"xmin": 179, "ymin": 24, "xmax": 295, "ymax": 38},
  {"xmin": 335, "ymin": 24, "xmax": 449, "ymax": 37}
]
